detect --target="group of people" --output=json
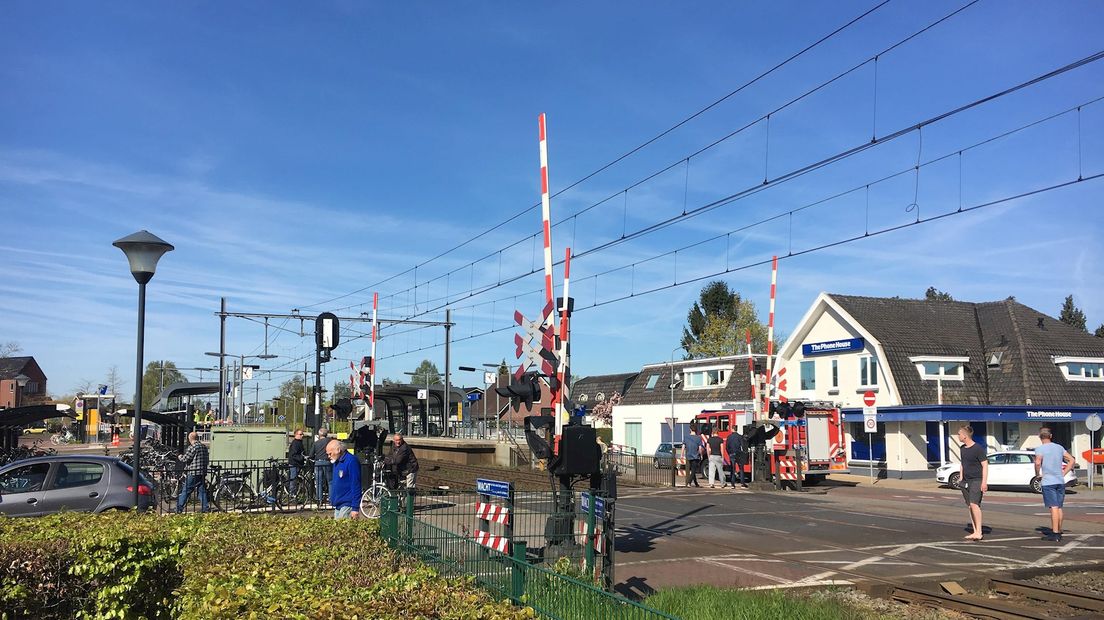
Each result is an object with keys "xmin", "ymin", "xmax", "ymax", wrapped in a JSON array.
[
  {"xmin": 956, "ymin": 424, "xmax": 1076, "ymax": 542},
  {"xmin": 681, "ymin": 425, "xmax": 750, "ymax": 489},
  {"xmin": 173, "ymin": 424, "xmax": 421, "ymax": 520}
]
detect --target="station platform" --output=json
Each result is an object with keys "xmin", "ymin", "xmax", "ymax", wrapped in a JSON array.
[{"xmin": 403, "ymin": 436, "xmax": 513, "ymax": 467}]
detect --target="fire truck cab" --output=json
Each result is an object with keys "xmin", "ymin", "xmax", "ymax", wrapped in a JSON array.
[{"xmin": 694, "ymin": 401, "xmax": 848, "ymax": 486}]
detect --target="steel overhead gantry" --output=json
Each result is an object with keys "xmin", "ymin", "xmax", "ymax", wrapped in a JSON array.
[{"xmin": 214, "ymin": 301, "xmax": 456, "ymax": 433}]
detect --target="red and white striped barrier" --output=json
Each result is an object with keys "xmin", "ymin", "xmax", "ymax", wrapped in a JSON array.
[
  {"xmin": 474, "ymin": 530, "xmax": 510, "ymax": 554},
  {"xmin": 576, "ymin": 521, "xmax": 604, "ymax": 554},
  {"xmin": 476, "ymin": 502, "xmax": 511, "ymax": 525}
]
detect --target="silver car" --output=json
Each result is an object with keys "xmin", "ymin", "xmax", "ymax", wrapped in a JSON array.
[{"xmin": 0, "ymin": 456, "xmax": 154, "ymax": 516}]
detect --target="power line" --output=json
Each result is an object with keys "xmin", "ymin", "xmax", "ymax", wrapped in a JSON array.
[
  {"xmin": 297, "ymin": 0, "xmax": 899, "ymax": 312},
  {"xmin": 340, "ymin": 1, "xmax": 985, "ymax": 317}
]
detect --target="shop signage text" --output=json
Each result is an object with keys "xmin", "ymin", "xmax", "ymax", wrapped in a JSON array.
[{"xmin": 803, "ymin": 337, "xmax": 865, "ymax": 356}]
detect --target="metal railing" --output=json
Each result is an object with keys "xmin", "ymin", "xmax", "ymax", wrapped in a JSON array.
[
  {"xmin": 144, "ymin": 458, "xmax": 333, "ymax": 514},
  {"xmin": 379, "ymin": 491, "xmax": 676, "ymax": 620}
]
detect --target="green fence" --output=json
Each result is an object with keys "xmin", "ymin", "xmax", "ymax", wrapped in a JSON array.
[{"xmin": 379, "ymin": 492, "xmax": 677, "ymax": 620}]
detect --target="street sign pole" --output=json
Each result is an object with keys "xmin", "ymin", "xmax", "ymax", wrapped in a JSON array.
[
  {"xmin": 1087, "ymin": 414, "xmax": 1102, "ymax": 491},
  {"xmin": 863, "ymin": 390, "xmax": 877, "ymax": 485}
]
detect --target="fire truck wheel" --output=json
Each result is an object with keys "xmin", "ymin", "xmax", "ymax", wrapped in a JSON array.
[{"xmin": 803, "ymin": 475, "xmax": 824, "ymax": 487}]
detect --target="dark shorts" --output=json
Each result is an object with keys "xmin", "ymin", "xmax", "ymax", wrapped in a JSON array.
[
  {"xmin": 1042, "ymin": 484, "xmax": 1065, "ymax": 508},
  {"xmin": 961, "ymin": 478, "xmax": 983, "ymax": 505}
]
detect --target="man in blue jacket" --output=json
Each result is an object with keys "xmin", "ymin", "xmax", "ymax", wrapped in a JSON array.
[{"xmin": 325, "ymin": 440, "xmax": 362, "ymax": 519}]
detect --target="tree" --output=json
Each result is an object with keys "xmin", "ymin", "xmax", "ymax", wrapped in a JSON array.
[
  {"xmin": 681, "ymin": 281, "xmax": 772, "ymax": 358},
  {"xmin": 141, "ymin": 361, "xmax": 188, "ymax": 409},
  {"xmin": 409, "ymin": 359, "xmax": 442, "ymax": 386},
  {"xmin": 1058, "ymin": 295, "xmax": 1088, "ymax": 332},
  {"xmin": 0, "ymin": 342, "xmax": 21, "ymax": 358},
  {"xmin": 1095, "ymin": 324, "xmax": 1104, "ymax": 338},
  {"xmin": 332, "ymin": 381, "xmax": 352, "ymax": 401},
  {"xmin": 924, "ymin": 287, "xmax": 954, "ymax": 302},
  {"xmin": 105, "ymin": 365, "xmax": 125, "ymax": 398}
]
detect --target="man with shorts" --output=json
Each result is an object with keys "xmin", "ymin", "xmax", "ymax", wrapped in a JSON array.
[
  {"xmin": 957, "ymin": 425, "xmax": 987, "ymax": 541},
  {"xmin": 1034, "ymin": 428, "xmax": 1075, "ymax": 542}
]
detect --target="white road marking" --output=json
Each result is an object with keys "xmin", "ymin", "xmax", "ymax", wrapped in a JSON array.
[
  {"xmin": 731, "ymin": 522, "xmax": 788, "ymax": 534},
  {"xmin": 744, "ymin": 580, "xmax": 853, "ymax": 590},
  {"xmin": 698, "ymin": 558, "xmax": 792, "ymax": 584},
  {"xmin": 1031, "ymin": 540, "xmax": 1082, "ymax": 567}
]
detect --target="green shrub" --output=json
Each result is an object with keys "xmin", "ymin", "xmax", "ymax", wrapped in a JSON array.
[{"xmin": 0, "ymin": 513, "xmax": 528, "ymax": 620}]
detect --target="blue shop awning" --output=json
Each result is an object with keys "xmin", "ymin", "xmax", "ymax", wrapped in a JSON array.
[{"xmin": 841, "ymin": 404, "xmax": 1103, "ymax": 424}]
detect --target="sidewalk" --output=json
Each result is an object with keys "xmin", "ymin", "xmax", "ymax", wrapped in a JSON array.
[{"xmin": 828, "ymin": 472, "xmax": 1104, "ymax": 500}]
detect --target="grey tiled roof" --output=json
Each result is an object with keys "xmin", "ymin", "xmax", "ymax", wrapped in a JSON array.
[
  {"xmin": 572, "ymin": 373, "xmax": 638, "ymax": 407},
  {"xmin": 619, "ymin": 356, "xmax": 763, "ymax": 407},
  {"xmin": 829, "ymin": 294, "xmax": 1104, "ymax": 407},
  {"xmin": 0, "ymin": 357, "xmax": 34, "ymax": 380}
]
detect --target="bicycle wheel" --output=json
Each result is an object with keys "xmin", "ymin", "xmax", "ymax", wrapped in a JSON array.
[
  {"xmin": 359, "ymin": 484, "xmax": 386, "ymax": 519},
  {"xmin": 50, "ymin": 434, "xmax": 61, "ymax": 445}
]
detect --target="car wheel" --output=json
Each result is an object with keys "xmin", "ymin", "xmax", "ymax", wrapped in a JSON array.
[
  {"xmin": 947, "ymin": 472, "xmax": 962, "ymax": 489},
  {"xmin": 1030, "ymin": 476, "xmax": 1042, "ymax": 494},
  {"xmin": 653, "ymin": 458, "xmax": 661, "ymax": 470}
]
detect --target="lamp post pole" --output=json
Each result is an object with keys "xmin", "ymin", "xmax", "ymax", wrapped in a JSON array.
[
  {"xmin": 113, "ymin": 230, "xmax": 174, "ymax": 510},
  {"xmin": 669, "ymin": 346, "xmax": 685, "ymax": 488}
]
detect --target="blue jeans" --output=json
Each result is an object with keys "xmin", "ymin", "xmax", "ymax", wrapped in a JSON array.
[
  {"xmin": 177, "ymin": 474, "xmax": 209, "ymax": 513},
  {"xmin": 289, "ymin": 465, "xmax": 300, "ymax": 495},
  {"xmin": 334, "ymin": 505, "xmax": 353, "ymax": 519},
  {"xmin": 729, "ymin": 459, "xmax": 747, "ymax": 486},
  {"xmin": 315, "ymin": 462, "xmax": 333, "ymax": 504}
]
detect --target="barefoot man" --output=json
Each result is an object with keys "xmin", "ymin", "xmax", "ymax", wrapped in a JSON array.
[{"xmin": 958, "ymin": 425, "xmax": 988, "ymax": 541}]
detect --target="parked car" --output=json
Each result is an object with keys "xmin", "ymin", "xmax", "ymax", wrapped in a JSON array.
[
  {"xmin": 652, "ymin": 442, "xmax": 685, "ymax": 469},
  {"xmin": 0, "ymin": 456, "xmax": 154, "ymax": 517},
  {"xmin": 935, "ymin": 450, "xmax": 1077, "ymax": 493}
]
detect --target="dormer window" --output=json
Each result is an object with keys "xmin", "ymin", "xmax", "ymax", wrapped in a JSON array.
[
  {"xmin": 1053, "ymin": 356, "xmax": 1104, "ymax": 381},
  {"xmin": 683, "ymin": 365, "xmax": 732, "ymax": 389},
  {"xmin": 909, "ymin": 356, "xmax": 968, "ymax": 381}
]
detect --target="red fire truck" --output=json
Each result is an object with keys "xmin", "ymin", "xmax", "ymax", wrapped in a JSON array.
[{"xmin": 694, "ymin": 401, "xmax": 849, "ymax": 486}]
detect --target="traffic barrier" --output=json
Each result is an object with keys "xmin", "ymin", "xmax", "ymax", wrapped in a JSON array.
[
  {"xmin": 473, "ymin": 529, "xmax": 510, "ymax": 553},
  {"xmin": 475, "ymin": 501, "xmax": 511, "ymax": 525}
]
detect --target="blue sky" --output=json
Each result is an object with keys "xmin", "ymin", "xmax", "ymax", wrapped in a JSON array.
[{"xmin": 2, "ymin": 1, "xmax": 1102, "ymax": 403}]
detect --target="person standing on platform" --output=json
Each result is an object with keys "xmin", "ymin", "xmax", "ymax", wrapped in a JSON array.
[{"xmin": 312, "ymin": 428, "xmax": 333, "ymax": 504}]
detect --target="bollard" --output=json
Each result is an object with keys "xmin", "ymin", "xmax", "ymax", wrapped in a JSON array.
[{"xmin": 511, "ymin": 540, "xmax": 528, "ymax": 601}]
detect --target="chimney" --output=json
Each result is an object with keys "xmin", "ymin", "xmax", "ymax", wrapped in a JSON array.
[{"xmin": 1037, "ymin": 317, "xmax": 1045, "ymax": 329}]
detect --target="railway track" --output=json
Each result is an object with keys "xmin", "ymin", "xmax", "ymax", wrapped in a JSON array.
[{"xmin": 890, "ymin": 576, "xmax": 1104, "ymax": 619}]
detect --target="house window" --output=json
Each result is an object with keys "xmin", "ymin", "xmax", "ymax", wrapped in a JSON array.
[
  {"xmin": 684, "ymin": 367, "xmax": 730, "ymax": 389},
  {"xmin": 24, "ymin": 382, "xmax": 39, "ymax": 394},
  {"xmin": 644, "ymin": 374, "xmax": 660, "ymax": 390},
  {"xmin": 910, "ymin": 356, "xmax": 967, "ymax": 381},
  {"xmin": 800, "ymin": 360, "xmax": 815, "ymax": 391},
  {"xmin": 859, "ymin": 356, "xmax": 878, "ymax": 387},
  {"xmin": 831, "ymin": 360, "xmax": 839, "ymax": 389},
  {"xmin": 1051, "ymin": 356, "xmax": 1104, "ymax": 382}
]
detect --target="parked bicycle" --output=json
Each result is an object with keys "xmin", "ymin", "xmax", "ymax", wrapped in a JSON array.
[
  {"xmin": 359, "ymin": 456, "xmax": 398, "ymax": 519},
  {"xmin": 50, "ymin": 427, "xmax": 77, "ymax": 445},
  {"xmin": 208, "ymin": 464, "xmax": 256, "ymax": 511}
]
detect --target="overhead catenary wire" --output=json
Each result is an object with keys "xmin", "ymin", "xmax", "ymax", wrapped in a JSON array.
[
  {"xmin": 296, "ymin": 0, "xmax": 899, "ymax": 313},
  {"xmin": 340, "ymin": 1, "xmax": 986, "ymax": 318}
]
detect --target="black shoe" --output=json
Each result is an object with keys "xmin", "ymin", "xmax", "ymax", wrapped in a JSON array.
[
  {"xmin": 741, "ymin": 484, "xmax": 748, "ymax": 489},
  {"xmin": 1043, "ymin": 533, "xmax": 1062, "ymax": 542}
]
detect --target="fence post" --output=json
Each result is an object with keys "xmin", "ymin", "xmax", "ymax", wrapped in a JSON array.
[
  {"xmin": 585, "ymin": 493, "xmax": 596, "ymax": 574},
  {"xmin": 404, "ymin": 490, "xmax": 415, "ymax": 547},
  {"xmin": 510, "ymin": 540, "xmax": 528, "ymax": 601},
  {"xmin": 381, "ymin": 493, "xmax": 397, "ymax": 545},
  {"xmin": 633, "ymin": 452, "xmax": 639, "ymax": 483}
]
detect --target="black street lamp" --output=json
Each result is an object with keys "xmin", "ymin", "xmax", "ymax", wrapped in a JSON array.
[
  {"xmin": 114, "ymin": 230, "xmax": 174, "ymax": 509},
  {"xmin": 14, "ymin": 374, "xmax": 29, "ymax": 407}
]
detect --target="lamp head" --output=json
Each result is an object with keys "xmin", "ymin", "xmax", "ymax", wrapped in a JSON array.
[
  {"xmin": 113, "ymin": 230, "xmax": 174, "ymax": 284},
  {"xmin": 14, "ymin": 374, "xmax": 29, "ymax": 388}
]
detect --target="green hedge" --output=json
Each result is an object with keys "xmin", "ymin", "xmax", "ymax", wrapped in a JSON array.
[{"xmin": 0, "ymin": 513, "xmax": 530, "ymax": 620}]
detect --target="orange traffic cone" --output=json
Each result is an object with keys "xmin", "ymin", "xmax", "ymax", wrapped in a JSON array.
[{"xmin": 111, "ymin": 432, "xmax": 120, "ymax": 447}]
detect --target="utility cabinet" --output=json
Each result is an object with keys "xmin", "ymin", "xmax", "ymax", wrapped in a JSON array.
[{"xmin": 210, "ymin": 426, "xmax": 287, "ymax": 462}]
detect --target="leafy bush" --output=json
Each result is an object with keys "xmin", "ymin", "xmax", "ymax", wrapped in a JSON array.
[{"xmin": 0, "ymin": 513, "xmax": 528, "ymax": 620}]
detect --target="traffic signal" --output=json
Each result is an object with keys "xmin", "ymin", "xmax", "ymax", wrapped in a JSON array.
[
  {"xmin": 791, "ymin": 401, "xmax": 805, "ymax": 418},
  {"xmin": 769, "ymin": 401, "xmax": 792, "ymax": 418},
  {"xmin": 495, "ymin": 372, "xmax": 543, "ymax": 412},
  {"xmin": 333, "ymin": 398, "xmax": 353, "ymax": 420}
]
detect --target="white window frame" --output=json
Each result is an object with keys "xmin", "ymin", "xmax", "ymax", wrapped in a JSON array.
[
  {"xmin": 831, "ymin": 359, "xmax": 839, "ymax": 389},
  {"xmin": 1052, "ymin": 356, "xmax": 1104, "ymax": 382},
  {"xmin": 682, "ymin": 364, "xmax": 733, "ymax": 390},
  {"xmin": 859, "ymin": 356, "xmax": 879, "ymax": 387},
  {"xmin": 909, "ymin": 355, "xmax": 968, "ymax": 381}
]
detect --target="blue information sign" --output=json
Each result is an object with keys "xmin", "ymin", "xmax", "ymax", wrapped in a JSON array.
[
  {"xmin": 467, "ymin": 392, "xmax": 482, "ymax": 402},
  {"xmin": 580, "ymin": 492, "xmax": 606, "ymax": 519},
  {"xmin": 476, "ymin": 478, "xmax": 512, "ymax": 499},
  {"xmin": 802, "ymin": 337, "xmax": 864, "ymax": 356}
]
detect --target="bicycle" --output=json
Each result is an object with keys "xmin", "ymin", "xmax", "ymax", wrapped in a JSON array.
[
  {"xmin": 208, "ymin": 464, "xmax": 256, "ymax": 511},
  {"xmin": 50, "ymin": 428, "xmax": 77, "ymax": 445},
  {"xmin": 359, "ymin": 456, "xmax": 398, "ymax": 519}
]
